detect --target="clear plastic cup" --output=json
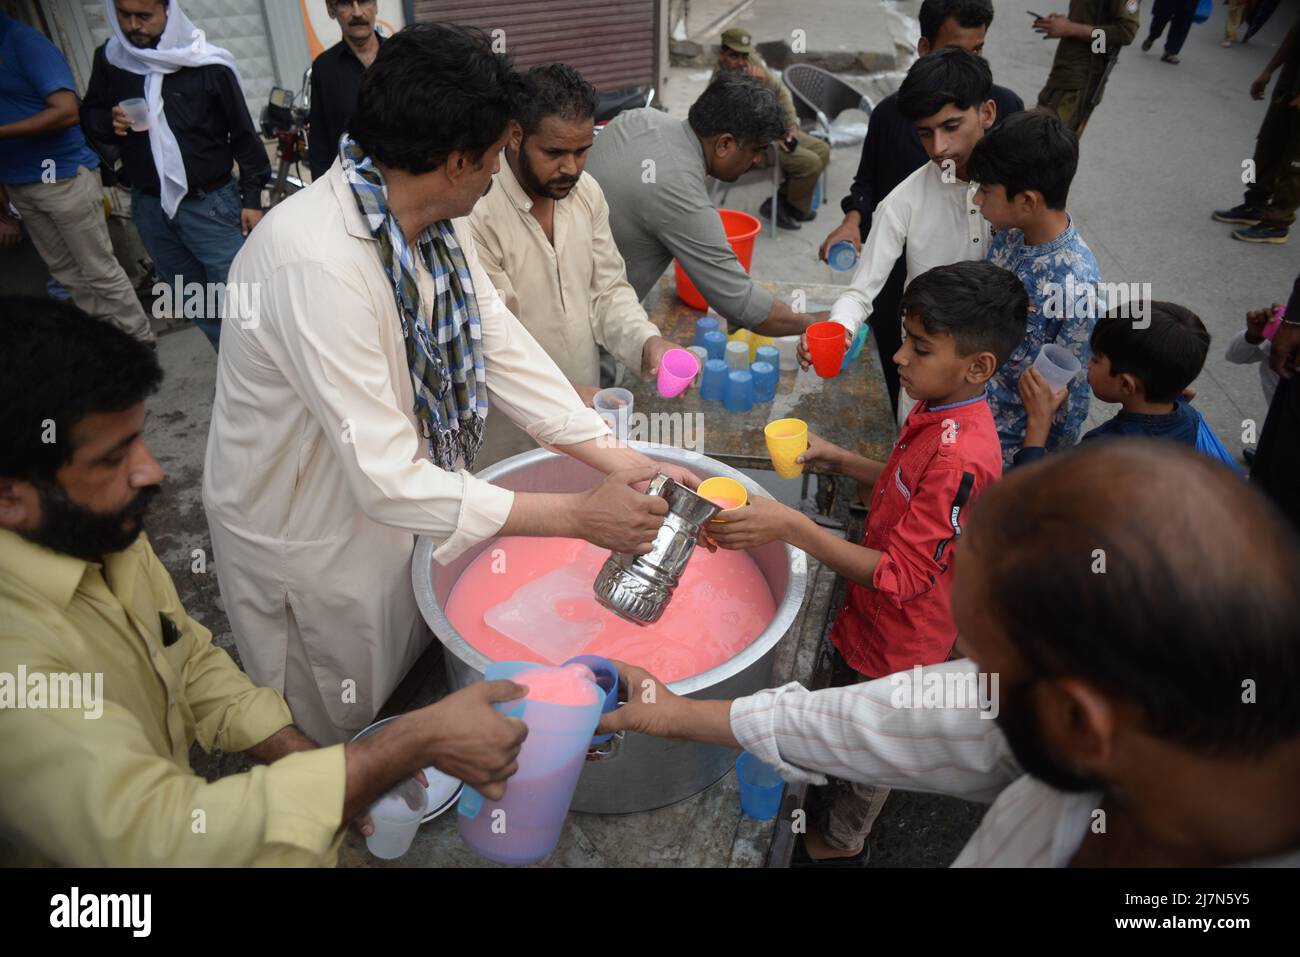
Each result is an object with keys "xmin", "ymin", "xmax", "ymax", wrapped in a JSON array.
[
  {"xmin": 593, "ymin": 387, "xmax": 633, "ymax": 443},
  {"xmin": 765, "ymin": 418, "xmax": 808, "ymax": 479},
  {"xmin": 736, "ymin": 752, "xmax": 785, "ymax": 820},
  {"xmin": 775, "ymin": 336, "xmax": 800, "ymax": 372},
  {"xmin": 1031, "ymin": 344, "xmax": 1081, "ymax": 393},
  {"xmin": 687, "ymin": 346, "xmax": 709, "ymax": 389},
  {"xmin": 366, "ymin": 776, "xmax": 429, "ymax": 859},
  {"xmin": 657, "ymin": 347, "xmax": 699, "ymax": 398},
  {"xmin": 725, "ymin": 340, "xmax": 750, "ymax": 372},
  {"xmin": 119, "ymin": 98, "xmax": 150, "ymax": 132}
]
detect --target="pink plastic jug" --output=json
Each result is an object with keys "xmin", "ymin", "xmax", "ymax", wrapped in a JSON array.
[{"xmin": 457, "ymin": 661, "xmax": 603, "ymax": 864}]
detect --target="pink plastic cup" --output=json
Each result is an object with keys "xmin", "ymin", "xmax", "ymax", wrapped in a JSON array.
[{"xmin": 657, "ymin": 347, "xmax": 700, "ymax": 398}]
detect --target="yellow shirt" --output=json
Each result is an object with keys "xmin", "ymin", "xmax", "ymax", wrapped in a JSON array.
[{"xmin": 0, "ymin": 529, "xmax": 346, "ymax": 866}]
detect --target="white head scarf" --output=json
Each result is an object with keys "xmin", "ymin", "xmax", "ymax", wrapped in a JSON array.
[{"xmin": 103, "ymin": 0, "xmax": 246, "ymax": 217}]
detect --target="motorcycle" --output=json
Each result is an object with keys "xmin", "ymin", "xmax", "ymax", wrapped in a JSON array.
[{"xmin": 260, "ymin": 67, "xmax": 312, "ymax": 207}]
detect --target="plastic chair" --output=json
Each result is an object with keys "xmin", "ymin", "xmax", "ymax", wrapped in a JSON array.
[
  {"xmin": 707, "ymin": 141, "xmax": 781, "ymax": 238},
  {"xmin": 782, "ymin": 64, "xmax": 875, "ymax": 201}
]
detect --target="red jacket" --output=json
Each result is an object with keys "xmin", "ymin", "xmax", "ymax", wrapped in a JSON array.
[{"xmin": 830, "ymin": 394, "xmax": 1003, "ymax": 678}]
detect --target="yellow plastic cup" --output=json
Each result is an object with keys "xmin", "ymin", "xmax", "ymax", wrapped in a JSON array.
[
  {"xmin": 697, "ymin": 476, "xmax": 749, "ymax": 522},
  {"xmin": 765, "ymin": 418, "xmax": 809, "ymax": 479}
]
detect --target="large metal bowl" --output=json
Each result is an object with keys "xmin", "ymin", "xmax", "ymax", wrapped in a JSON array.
[{"xmin": 412, "ymin": 443, "xmax": 807, "ymax": 814}]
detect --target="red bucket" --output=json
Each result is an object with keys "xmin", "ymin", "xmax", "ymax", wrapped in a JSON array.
[{"xmin": 674, "ymin": 208, "xmax": 762, "ymax": 310}]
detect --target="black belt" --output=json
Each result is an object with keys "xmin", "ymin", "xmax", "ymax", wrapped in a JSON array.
[{"xmin": 137, "ymin": 175, "xmax": 234, "ymax": 202}]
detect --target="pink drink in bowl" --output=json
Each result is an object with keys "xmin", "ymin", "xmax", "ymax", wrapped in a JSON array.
[{"xmin": 457, "ymin": 661, "xmax": 603, "ymax": 865}]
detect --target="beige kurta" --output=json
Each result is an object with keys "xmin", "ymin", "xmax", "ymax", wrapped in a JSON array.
[
  {"xmin": 202, "ymin": 161, "xmax": 609, "ymax": 744},
  {"xmin": 468, "ymin": 161, "xmax": 660, "ymax": 468}
]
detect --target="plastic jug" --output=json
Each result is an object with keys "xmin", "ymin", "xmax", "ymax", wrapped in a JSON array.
[{"xmin": 457, "ymin": 661, "xmax": 604, "ymax": 865}]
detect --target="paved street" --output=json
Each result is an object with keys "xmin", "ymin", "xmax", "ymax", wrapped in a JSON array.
[{"xmin": 2, "ymin": 0, "xmax": 1297, "ymax": 867}]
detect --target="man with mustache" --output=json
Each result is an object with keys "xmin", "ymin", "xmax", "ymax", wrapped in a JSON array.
[
  {"xmin": 308, "ymin": 0, "xmax": 385, "ymax": 182},
  {"xmin": 0, "ymin": 297, "xmax": 529, "ymax": 866},
  {"xmin": 468, "ymin": 64, "xmax": 678, "ymax": 467},
  {"xmin": 80, "ymin": 0, "xmax": 270, "ymax": 350},
  {"xmin": 600, "ymin": 441, "xmax": 1300, "ymax": 867}
]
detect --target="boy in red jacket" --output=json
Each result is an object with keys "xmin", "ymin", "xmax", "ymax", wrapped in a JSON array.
[{"xmin": 711, "ymin": 260, "xmax": 1027, "ymax": 865}]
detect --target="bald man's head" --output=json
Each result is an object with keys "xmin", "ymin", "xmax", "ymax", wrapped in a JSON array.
[{"xmin": 959, "ymin": 440, "xmax": 1300, "ymax": 759}]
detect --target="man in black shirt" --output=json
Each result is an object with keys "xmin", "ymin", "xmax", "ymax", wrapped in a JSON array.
[
  {"xmin": 818, "ymin": 0, "xmax": 1023, "ymax": 416},
  {"xmin": 308, "ymin": 0, "xmax": 384, "ymax": 182},
  {"xmin": 80, "ymin": 0, "xmax": 269, "ymax": 351}
]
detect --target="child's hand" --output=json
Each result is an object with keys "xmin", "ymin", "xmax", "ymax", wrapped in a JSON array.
[
  {"xmin": 796, "ymin": 431, "xmax": 844, "ymax": 472},
  {"xmin": 1245, "ymin": 304, "xmax": 1281, "ymax": 344},
  {"xmin": 707, "ymin": 496, "xmax": 798, "ymax": 551},
  {"xmin": 1018, "ymin": 367, "xmax": 1069, "ymax": 439}
]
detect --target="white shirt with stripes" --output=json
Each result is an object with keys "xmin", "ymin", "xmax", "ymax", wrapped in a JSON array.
[{"xmin": 729, "ymin": 659, "xmax": 1300, "ymax": 867}]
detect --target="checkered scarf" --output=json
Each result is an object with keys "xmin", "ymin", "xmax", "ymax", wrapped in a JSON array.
[{"xmin": 339, "ymin": 134, "xmax": 487, "ymax": 472}]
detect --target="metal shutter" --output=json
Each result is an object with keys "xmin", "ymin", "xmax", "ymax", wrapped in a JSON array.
[{"xmin": 410, "ymin": 0, "xmax": 657, "ymax": 93}]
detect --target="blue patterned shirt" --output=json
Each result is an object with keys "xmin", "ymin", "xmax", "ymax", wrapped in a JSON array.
[{"xmin": 984, "ymin": 220, "xmax": 1104, "ymax": 466}]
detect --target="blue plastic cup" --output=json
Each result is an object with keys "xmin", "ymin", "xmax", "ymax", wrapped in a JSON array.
[
  {"xmin": 754, "ymin": 344, "xmax": 779, "ymax": 370},
  {"xmin": 724, "ymin": 369, "xmax": 754, "ymax": 412},
  {"xmin": 751, "ymin": 361, "xmax": 777, "ymax": 402},
  {"xmin": 828, "ymin": 240, "xmax": 858, "ymax": 272},
  {"xmin": 458, "ymin": 661, "xmax": 603, "ymax": 865},
  {"xmin": 692, "ymin": 315, "xmax": 719, "ymax": 347},
  {"xmin": 841, "ymin": 323, "xmax": 870, "ymax": 371},
  {"xmin": 702, "ymin": 330, "xmax": 728, "ymax": 362},
  {"xmin": 736, "ymin": 752, "xmax": 785, "ymax": 820},
  {"xmin": 700, "ymin": 359, "xmax": 729, "ymax": 401},
  {"xmin": 563, "ymin": 654, "xmax": 619, "ymax": 745}
]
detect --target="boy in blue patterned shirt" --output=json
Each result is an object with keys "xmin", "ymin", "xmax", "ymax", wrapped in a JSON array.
[{"xmin": 968, "ymin": 108, "xmax": 1103, "ymax": 465}]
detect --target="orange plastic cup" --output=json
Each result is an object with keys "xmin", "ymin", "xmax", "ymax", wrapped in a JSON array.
[
  {"xmin": 765, "ymin": 418, "xmax": 808, "ymax": 479},
  {"xmin": 698, "ymin": 476, "xmax": 749, "ymax": 522},
  {"xmin": 806, "ymin": 321, "xmax": 848, "ymax": 378}
]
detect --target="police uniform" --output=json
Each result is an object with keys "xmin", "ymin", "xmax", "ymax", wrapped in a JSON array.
[
  {"xmin": 714, "ymin": 27, "xmax": 831, "ymax": 218},
  {"xmin": 1036, "ymin": 0, "xmax": 1140, "ymax": 136}
]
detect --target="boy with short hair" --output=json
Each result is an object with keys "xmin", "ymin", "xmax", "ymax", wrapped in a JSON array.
[
  {"xmin": 1017, "ymin": 301, "xmax": 1212, "ymax": 464},
  {"xmin": 967, "ymin": 108, "xmax": 1102, "ymax": 466},
  {"xmin": 713, "ymin": 260, "xmax": 1028, "ymax": 864},
  {"xmin": 824, "ymin": 48, "xmax": 998, "ymax": 424}
]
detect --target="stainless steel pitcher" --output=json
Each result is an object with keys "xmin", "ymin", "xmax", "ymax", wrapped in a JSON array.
[{"xmin": 593, "ymin": 473, "xmax": 720, "ymax": 625}]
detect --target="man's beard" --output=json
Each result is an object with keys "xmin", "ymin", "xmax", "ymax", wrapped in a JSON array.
[
  {"xmin": 19, "ymin": 478, "xmax": 160, "ymax": 563},
  {"xmin": 996, "ymin": 678, "xmax": 1106, "ymax": 794},
  {"xmin": 517, "ymin": 138, "xmax": 578, "ymax": 201}
]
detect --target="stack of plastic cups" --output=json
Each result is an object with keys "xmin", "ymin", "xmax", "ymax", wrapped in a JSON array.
[
  {"xmin": 692, "ymin": 315, "xmax": 719, "ymax": 347},
  {"xmin": 724, "ymin": 369, "xmax": 754, "ymax": 412},
  {"xmin": 687, "ymin": 346, "xmax": 709, "ymax": 389},
  {"xmin": 725, "ymin": 340, "xmax": 749, "ymax": 372},
  {"xmin": 751, "ymin": 361, "xmax": 777, "ymax": 402},
  {"xmin": 702, "ymin": 330, "xmax": 727, "ymax": 362},
  {"xmin": 700, "ymin": 358, "xmax": 729, "ymax": 401}
]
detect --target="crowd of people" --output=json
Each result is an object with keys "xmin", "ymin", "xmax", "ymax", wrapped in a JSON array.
[{"xmin": 0, "ymin": 0, "xmax": 1298, "ymax": 870}]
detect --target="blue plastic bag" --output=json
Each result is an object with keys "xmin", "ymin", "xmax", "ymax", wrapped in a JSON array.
[
  {"xmin": 1193, "ymin": 0, "xmax": 1212, "ymax": 24},
  {"xmin": 1192, "ymin": 408, "xmax": 1243, "ymax": 474}
]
